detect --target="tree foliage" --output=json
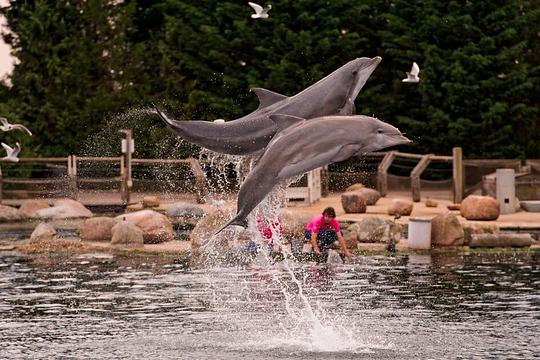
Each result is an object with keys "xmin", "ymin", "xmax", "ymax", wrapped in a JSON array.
[{"xmin": 0, "ymin": 0, "xmax": 538, "ymax": 159}]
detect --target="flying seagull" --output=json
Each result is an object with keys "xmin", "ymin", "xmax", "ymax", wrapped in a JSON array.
[
  {"xmin": 1, "ymin": 142, "xmax": 21, "ymax": 162},
  {"xmin": 248, "ymin": 2, "xmax": 271, "ymax": 19},
  {"xmin": 402, "ymin": 62, "xmax": 420, "ymax": 83},
  {"xmin": 0, "ymin": 117, "xmax": 33, "ymax": 136}
]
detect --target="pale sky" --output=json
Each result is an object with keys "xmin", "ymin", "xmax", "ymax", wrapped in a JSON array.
[{"xmin": 0, "ymin": 0, "xmax": 13, "ymax": 80}]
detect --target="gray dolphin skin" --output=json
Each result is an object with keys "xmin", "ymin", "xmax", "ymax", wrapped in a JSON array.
[
  {"xmin": 216, "ymin": 115, "xmax": 411, "ymax": 233},
  {"xmin": 155, "ymin": 57, "xmax": 382, "ymax": 155}
]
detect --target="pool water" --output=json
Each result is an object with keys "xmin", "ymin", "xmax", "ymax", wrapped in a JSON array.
[{"xmin": 1, "ymin": 251, "xmax": 539, "ymax": 359}]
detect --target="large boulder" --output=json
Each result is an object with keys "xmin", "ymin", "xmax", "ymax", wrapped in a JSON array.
[
  {"xmin": 35, "ymin": 199, "xmax": 93, "ymax": 219},
  {"xmin": 460, "ymin": 195, "xmax": 500, "ymax": 221},
  {"xmin": 431, "ymin": 211, "xmax": 464, "ymax": 247},
  {"xmin": 388, "ymin": 199, "xmax": 413, "ymax": 216},
  {"xmin": 341, "ymin": 192, "xmax": 367, "ymax": 213},
  {"xmin": 355, "ymin": 187, "xmax": 381, "ymax": 206},
  {"xmin": 348, "ymin": 216, "xmax": 402, "ymax": 244},
  {"xmin": 115, "ymin": 210, "xmax": 173, "ymax": 244},
  {"xmin": 0, "ymin": 204, "xmax": 23, "ymax": 222},
  {"xmin": 30, "ymin": 222, "xmax": 57, "ymax": 242},
  {"xmin": 79, "ymin": 217, "xmax": 115, "ymax": 242},
  {"xmin": 111, "ymin": 220, "xmax": 144, "ymax": 248},
  {"xmin": 18, "ymin": 200, "xmax": 50, "ymax": 218}
]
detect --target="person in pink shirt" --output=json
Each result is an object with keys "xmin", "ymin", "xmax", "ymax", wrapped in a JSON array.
[{"xmin": 304, "ymin": 207, "xmax": 352, "ymax": 261}]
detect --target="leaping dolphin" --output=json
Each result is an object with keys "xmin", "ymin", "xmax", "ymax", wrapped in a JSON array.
[
  {"xmin": 216, "ymin": 115, "xmax": 411, "ymax": 232},
  {"xmin": 155, "ymin": 57, "xmax": 382, "ymax": 155}
]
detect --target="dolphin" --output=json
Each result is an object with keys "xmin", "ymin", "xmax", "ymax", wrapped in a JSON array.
[
  {"xmin": 216, "ymin": 115, "xmax": 411, "ymax": 232},
  {"xmin": 155, "ymin": 57, "xmax": 382, "ymax": 155}
]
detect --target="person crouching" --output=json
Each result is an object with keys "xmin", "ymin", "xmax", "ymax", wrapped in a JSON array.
[{"xmin": 304, "ymin": 207, "xmax": 353, "ymax": 262}]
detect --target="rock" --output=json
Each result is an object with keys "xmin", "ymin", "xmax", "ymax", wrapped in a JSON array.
[
  {"xmin": 166, "ymin": 202, "xmax": 205, "ymax": 225},
  {"xmin": 79, "ymin": 217, "xmax": 115, "ymax": 242},
  {"xmin": 30, "ymin": 222, "xmax": 57, "ymax": 242},
  {"xmin": 462, "ymin": 222, "xmax": 499, "ymax": 245},
  {"xmin": 431, "ymin": 211, "xmax": 464, "ymax": 247},
  {"xmin": 0, "ymin": 204, "xmax": 23, "ymax": 222},
  {"xmin": 115, "ymin": 210, "xmax": 173, "ymax": 244},
  {"xmin": 388, "ymin": 199, "xmax": 413, "ymax": 216},
  {"xmin": 355, "ymin": 187, "xmax": 381, "ymax": 206},
  {"xmin": 345, "ymin": 183, "xmax": 365, "ymax": 192},
  {"xmin": 469, "ymin": 233, "xmax": 537, "ymax": 247},
  {"xmin": 111, "ymin": 220, "xmax": 144, "ymax": 248},
  {"xmin": 18, "ymin": 200, "xmax": 50, "ymax": 218},
  {"xmin": 35, "ymin": 199, "xmax": 93, "ymax": 219},
  {"xmin": 348, "ymin": 216, "xmax": 402, "ymax": 244},
  {"xmin": 142, "ymin": 196, "xmax": 160, "ymax": 208},
  {"xmin": 190, "ymin": 207, "xmax": 252, "ymax": 250},
  {"xmin": 425, "ymin": 197, "xmax": 438, "ymax": 208},
  {"xmin": 341, "ymin": 192, "xmax": 367, "ymax": 213},
  {"xmin": 460, "ymin": 195, "xmax": 500, "ymax": 221},
  {"xmin": 447, "ymin": 203, "xmax": 461, "ymax": 211}
]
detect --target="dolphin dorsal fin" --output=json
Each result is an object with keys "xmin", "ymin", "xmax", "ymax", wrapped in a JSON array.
[
  {"xmin": 269, "ymin": 114, "xmax": 306, "ymax": 132},
  {"xmin": 251, "ymin": 88, "xmax": 288, "ymax": 109}
]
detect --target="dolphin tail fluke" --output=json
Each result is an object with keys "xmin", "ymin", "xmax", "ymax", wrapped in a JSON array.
[
  {"xmin": 152, "ymin": 103, "xmax": 175, "ymax": 127},
  {"xmin": 215, "ymin": 217, "xmax": 249, "ymax": 236}
]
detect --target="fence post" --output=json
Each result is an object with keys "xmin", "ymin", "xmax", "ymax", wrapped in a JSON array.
[
  {"xmin": 119, "ymin": 130, "xmax": 133, "ymax": 204},
  {"xmin": 452, "ymin": 147, "xmax": 464, "ymax": 203},
  {"xmin": 411, "ymin": 155, "xmax": 432, "ymax": 202},
  {"xmin": 377, "ymin": 151, "xmax": 396, "ymax": 197}
]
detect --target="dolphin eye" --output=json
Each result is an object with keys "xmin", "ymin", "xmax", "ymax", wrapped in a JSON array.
[{"xmin": 377, "ymin": 128, "xmax": 384, "ymax": 134}]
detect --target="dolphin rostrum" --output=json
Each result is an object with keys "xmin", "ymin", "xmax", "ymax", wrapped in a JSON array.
[
  {"xmin": 155, "ymin": 57, "xmax": 382, "ymax": 155},
  {"xmin": 216, "ymin": 115, "xmax": 411, "ymax": 232}
]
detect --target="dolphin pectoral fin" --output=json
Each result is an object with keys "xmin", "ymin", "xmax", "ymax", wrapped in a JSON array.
[
  {"xmin": 338, "ymin": 101, "xmax": 356, "ymax": 116},
  {"xmin": 251, "ymin": 88, "xmax": 288, "ymax": 109},
  {"xmin": 215, "ymin": 217, "xmax": 249, "ymax": 235},
  {"xmin": 269, "ymin": 114, "xmax": 306, "ymax": 132}
]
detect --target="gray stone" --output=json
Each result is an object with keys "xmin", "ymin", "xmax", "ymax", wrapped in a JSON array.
[{"xmin": 349, "ymin": 216, "xmax": 402, "ymax": 244}]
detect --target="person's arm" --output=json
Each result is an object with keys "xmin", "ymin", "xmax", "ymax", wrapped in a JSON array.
[
  {"xmin": 310, "ymin": 232, "xmax": 320, "ymax": 254},
  {"xmin": 337, "ymin": 231, "xmax": 353, "ymax": 259}
]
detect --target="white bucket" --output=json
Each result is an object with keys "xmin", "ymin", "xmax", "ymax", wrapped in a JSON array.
[{"xmin": 408, "ymin": 217, "xmax": 432, "ymax": 249}]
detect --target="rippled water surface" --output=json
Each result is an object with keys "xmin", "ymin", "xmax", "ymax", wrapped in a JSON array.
[{"xmin": 1, "ymin": 251, "xmax": 539, "ymax": 359}]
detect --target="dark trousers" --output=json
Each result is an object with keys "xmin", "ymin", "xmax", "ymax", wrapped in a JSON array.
[{"xmin": 304, "ymin": 229, "xmax": 338, "ymax": 251}]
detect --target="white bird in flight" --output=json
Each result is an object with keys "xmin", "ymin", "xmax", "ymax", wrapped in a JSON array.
[
  {"xmin": 0, "ymin": 117, "xmax": 33, "ymax": 136},
  {"xmin": 1, "ymin": 142, "xmax": 21, "ymax": 162},
  {"xmin": 402, "ymin": 62, "xmax": 420, "ymax": 83},
  {"xmin": 248, "ymin": 2, "xmax": 271, "ymax": 19}
]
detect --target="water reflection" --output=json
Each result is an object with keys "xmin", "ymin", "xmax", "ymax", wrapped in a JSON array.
[{"xmin": 0, "ymin": 251, "xmax": 539, "ymax": 359}]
